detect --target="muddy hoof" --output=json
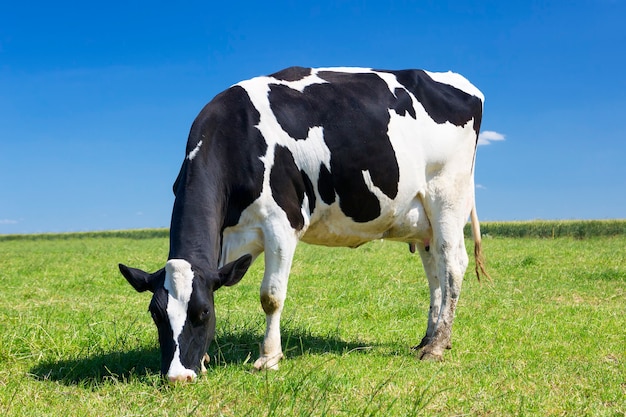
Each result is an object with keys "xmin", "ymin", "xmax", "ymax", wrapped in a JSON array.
[
  {"xmin": 252, "ymin": 353, "xmax": 284, "ymax": 371},
  {"xmin": 418, "ymin": 349, "xmax": 444, "ymax": 361}
]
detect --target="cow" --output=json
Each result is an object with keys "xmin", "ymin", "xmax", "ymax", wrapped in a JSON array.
[{"xmin": 119, "ymin": 66, "xmax": 489, "ymax": 382}]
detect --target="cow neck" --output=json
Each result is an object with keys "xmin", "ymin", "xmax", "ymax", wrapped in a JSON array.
[{"xmin": 168, "ymin": 159, "xmax": 224, "ymax": 272}]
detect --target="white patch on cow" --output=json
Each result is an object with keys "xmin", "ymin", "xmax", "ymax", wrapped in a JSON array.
[
  {"xmin": 423, "ymin": 119, "xmax": 478, "ymax": 168},
  {"xmin": 361, "ymin": 169, "xmax": 393, "ymax": 209},
  {"xmin": 373, "ymin": 70, "xmax": 409, "ymax": 96},
  {"xmin": 164, "ymin": 259, "xmax": 195, "ymax": 379},
  {"xmin": 424, "ymin": 70, "xmax": 485, "ymax": 103},
  {"xmin": 315, "ymin": 66, "xmax": 372, "ymax": 74},
  {"xmin": 300, "ymin": 193, "xmax": 311, "ymax": 229},
  {"xmin": 187, "ymin": 140, "xmax": 203, "ymax": 161},
  {"xmin": 287, "ymin": 126, "xmax": 331, "ymax": 177},
  {"xmin": 281, "ymin": 73, "xmax": 328, "ymax": 92},
  {"xmin": 165, "ymin": 259, "xmax": 194, "ymax": 302},
  {"xmin": 386, "ymin": 95, "xmax": 478, "ymax": 171},
  {"xmin": 239, "ymin": 72, "xmax": 328, "ymax": 95}
]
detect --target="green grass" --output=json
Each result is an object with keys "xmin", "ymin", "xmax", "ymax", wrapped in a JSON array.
[{"xmin": 0, "ymin": 224, "xmax": 624, "ymax": 416}]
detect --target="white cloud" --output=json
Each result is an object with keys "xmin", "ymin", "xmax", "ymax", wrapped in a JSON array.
[
  {"xmin": 478, "ymin": 130, "xmax": 506, "ymax": 146},
  {"xmin": 475, "ymin": 184, "xmax": 486, "ymax": 190},
  {"xmin": 0, "ymin": 219, "xmax": 18, "ymax": 224}
]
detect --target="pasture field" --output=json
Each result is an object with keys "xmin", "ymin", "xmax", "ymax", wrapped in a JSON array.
[{"xmin": 0, "ymin": 224, "xmax": 624, "ymax": 416}]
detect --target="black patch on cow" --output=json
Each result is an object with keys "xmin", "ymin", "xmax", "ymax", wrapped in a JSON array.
[
  {"xmin": 149, "ymin": 288, "xmax": 175, "ymax": 375},
  {"xmin": 268, "ymin": 71, "xmax": 404, "ymax": 223},
  {"xmin": 392, "ymin": 88, "xmax": 416, "ymax": 119},
  {"xmin": 318, "ymin": 163, "xmax": 335, "ymax": 205},
  {"xmin": 384, "ymin": 69, "xmax": 483, "ymax": 134},
  {"xmin": 270, "ymin": 66, "xmax": 312, "ymax": 82},
  {"xmin": 301, "ymin": 170, "xmax": 316, "ymax": 215},
  {"xmin": 267, "ymin": 84, "xmax": 315, "ymax": 140},
  {"xmin": 169, "ymin": 85, "xmax": 267, "ymax": 266},
  {"xmin": 270, "ymin": 144, "xmax": 306, "ymax": 230}
]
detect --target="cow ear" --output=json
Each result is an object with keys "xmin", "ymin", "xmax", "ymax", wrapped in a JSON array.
[
  {"xmin": 216, "ymin": 254, "xmax": 252, "ymax": 289},
  {"xmin": 119, "ymin": 264, "xmax": 164, "ymax": 293}
]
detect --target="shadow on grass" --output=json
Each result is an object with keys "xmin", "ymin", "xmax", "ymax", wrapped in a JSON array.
[
  {"xmin": 209, "ymin": 323, "xmax": 370, "ymax": 367},
  {"xmin": 29, "ymin": 325, "xmax": 372, "ymax": 386},
  {"xmin": 29, "ymin": 346, "xmax": 161, "ymax": 386}
]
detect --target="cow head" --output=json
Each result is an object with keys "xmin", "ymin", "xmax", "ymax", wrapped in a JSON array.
[{"xmin": 119, "ymin": 254, "xmax": 252, "ymax": 382}]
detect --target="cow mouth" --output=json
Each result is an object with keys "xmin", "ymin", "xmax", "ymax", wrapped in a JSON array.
[{"xmin": 167, "ymin": 352, "xmax": 210, "ymax": 383}]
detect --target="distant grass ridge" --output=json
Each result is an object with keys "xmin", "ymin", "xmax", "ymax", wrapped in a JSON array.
[
  {"xmin": 464, "ymin": 219, "xmax": 626, "ymax": 239},
  {"xmin": 0, "ymin": 228, "xmax": 169, "ymax": 242},
  {"xmin": 2, "ymin": 220, "xmax": 625, "ymax": 242}
]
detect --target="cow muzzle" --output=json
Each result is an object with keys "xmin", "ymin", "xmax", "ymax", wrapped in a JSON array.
[
  {"xmin": 168, "ymin": 369, "xmax": 197, "ymax": 383},
  {"xmin": 166, "ymin": 353, "xmax": 210, "ymax": 383}
]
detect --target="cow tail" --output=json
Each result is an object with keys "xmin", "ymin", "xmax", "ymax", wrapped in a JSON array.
[{"xmin": 470, "ymin": 205, "xmax": 491, "ymax": 282}]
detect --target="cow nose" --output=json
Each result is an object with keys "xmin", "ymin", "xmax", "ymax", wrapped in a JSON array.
[
  {"xmin": 167, "ymin": 369, "xmax": 197, "ymax": 383},
  {"xmin": 168, "ymin": 374, "xmax": 195, "ymax": 383}
]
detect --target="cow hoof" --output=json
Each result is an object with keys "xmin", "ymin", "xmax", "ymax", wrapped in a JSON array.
[
  {"xmin": 418, "ymin": 350, "xmax": 444, "ymax": 361},
  {"xmin": 417, "ymin": 344, "xmax": 444, "ymax": 361},
  {"xmin": 253, "ymin": 353, "xmax": 284, "ymax": 371}
]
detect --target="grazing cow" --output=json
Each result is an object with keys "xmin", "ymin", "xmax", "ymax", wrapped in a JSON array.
[{"xmin": 119, "ymin": 66, "xmax": 489, "ymax": 382}]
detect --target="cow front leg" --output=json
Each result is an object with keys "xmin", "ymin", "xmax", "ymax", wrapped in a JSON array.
[
  {"xmin": 255, "ymin": 283, "xmax": 286, "ymax": 370},
  {"xmin": 253, "ymin": 233, "xmax": 297, "ymax": 371}
]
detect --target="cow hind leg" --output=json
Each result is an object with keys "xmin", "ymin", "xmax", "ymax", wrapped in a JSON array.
[
  {"xmin": 412, "ymin": 242, "xmax": 441, "ymax": 350},
  {"xmin": 418, "ymin": 226, "xmax": 468, "ymax": 361},
  {"xmin": 253, "ymin": 230, "xmax": 298, "ymax": 371},
  {"xmin": 417, "ymin": 181, "xmax": 471, "ymax": 361}
]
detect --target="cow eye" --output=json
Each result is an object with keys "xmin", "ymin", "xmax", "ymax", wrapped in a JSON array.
[{"xmin": 199, "ymin": 308, "xmax": 210, "ymax": 321}]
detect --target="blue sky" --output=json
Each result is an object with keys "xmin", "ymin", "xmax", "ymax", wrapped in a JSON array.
[{"xmin": 1, "ymin": 0, "xmax": 625, "ymax": 234}]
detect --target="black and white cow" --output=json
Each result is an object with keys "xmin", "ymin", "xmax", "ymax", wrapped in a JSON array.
[{"xmin": 119, "ymin": 66, "xmax": 489, "ymax": 382}]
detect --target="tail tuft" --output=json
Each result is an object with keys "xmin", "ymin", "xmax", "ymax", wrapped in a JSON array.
[{"xmin": 471, "ymin": 207, "xmax": 492, "ymax": 282}]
